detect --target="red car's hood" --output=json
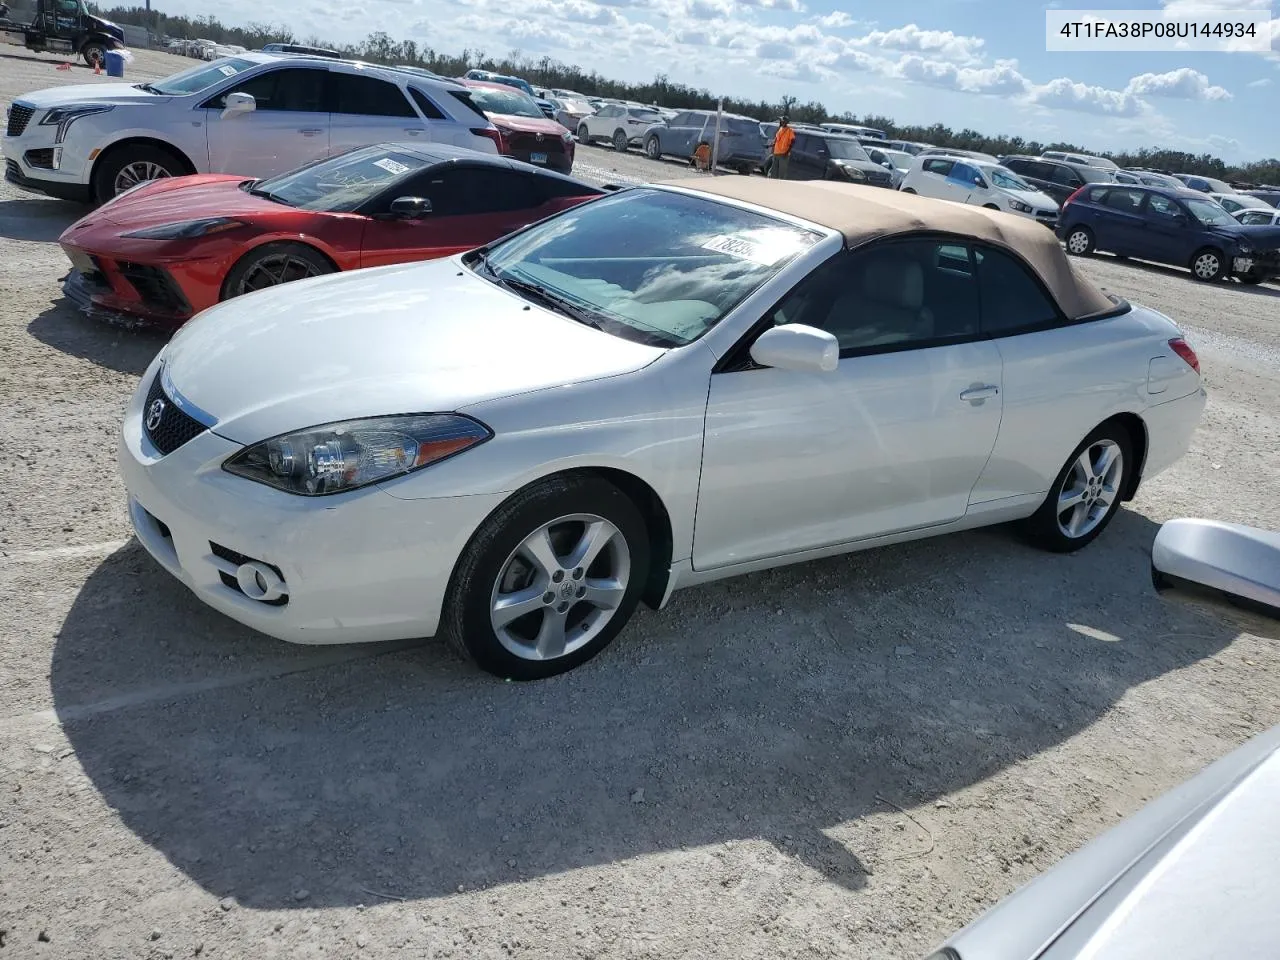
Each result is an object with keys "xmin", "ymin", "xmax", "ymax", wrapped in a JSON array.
[
  {"xmin": 82, "ymin": 175, "xmax": 285, "ymax": 228},
  {"xmin": 489, "ymin": 112, "xmax": 568, "ymax": 136}
]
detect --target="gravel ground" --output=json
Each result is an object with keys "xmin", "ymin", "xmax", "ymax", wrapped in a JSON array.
[{"xmin": 3, "ymin": 46, "xmax": 1280, "ymax": 960}]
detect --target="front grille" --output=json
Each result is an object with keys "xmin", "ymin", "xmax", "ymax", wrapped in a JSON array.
[
  {"xmin": 507, "ymin": 131, "xmax": 565, "ymax": 155},
  {"xmin": 118, "ymin": 262, "xmax": 191, "ymax": 314},
  {"xmin": 142, "ymin": 370, "xmax": 207, "ymax": 455},
  {"xmin": 4, "ymin": 159, "xmax": 21, "ymax": 183},
  {"xmin": 6, "ymin": 102, "xmax": 34, "ymax": 138},
  {"xmin": 210, "ymin": 542, "xmax": 289, "ymax": 606},
  {"xmin": 24, "ymin": 148, "xmax": 54, "ymax": 170},
  {"xmin": 865, "ymin": 170, "xmax": 893, "ymax": 187}
]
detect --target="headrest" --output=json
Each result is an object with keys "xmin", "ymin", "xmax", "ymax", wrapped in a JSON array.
[{"xmin": 861, "ymin": 256, "xmax": 923, "ymax": 310}]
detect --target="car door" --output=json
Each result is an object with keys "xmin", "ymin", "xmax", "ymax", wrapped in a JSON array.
[
  {"xmin": 693, "ymin": 238, "xmax": 1003, "ymax": 570},
  {"xmin": 945, "ymin": 162, "xmax": 986, "ymax": 204},
  {"xmin": 358, "ymin": 163, "xmax": 548, "ymax": 268},
  {"xmin": 967, "ymin": 243, "xmax": 1127, "ymax": 505},
  {"xmin": 1139, "ymin": 192, "xmax": 1196, "ymax": 265},
  {"xmin": 327, "ymin": 69, "xmax": 421, "ymax": 156},
  {"xmin": 202, "ymin": 65, "xmax": 329, "ymax": 176},
  {"xmin": 1044, "ymin": 163, "xmax": 1085, "ymax": 205},
  {"xmin": 666, "ymin": 113, "xmax": 698, "ymax": 156},
  {"xmin": 587, "ymin": 105, "xmax": 615, "ymax": 141},
  {"xmin": 784, "ymin": 133, "xmax": 821, "ymax": 179},
  {"xmin": 914, "ymin": 157, "xmax": 956, "ymax": 198},
  {"xmin": 1088, "ymin": 187, "xmax": 1148, "ymax": 256}
]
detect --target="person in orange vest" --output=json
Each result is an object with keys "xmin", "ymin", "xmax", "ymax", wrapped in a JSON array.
[{"xmin": 769, "ymin": 117, "xmax": 795, "ymax": 179}]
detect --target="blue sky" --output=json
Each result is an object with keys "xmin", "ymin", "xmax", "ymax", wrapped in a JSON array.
[{"xmin": 162, "ymin": 0, "xmax": 1279, "ymax": 162}]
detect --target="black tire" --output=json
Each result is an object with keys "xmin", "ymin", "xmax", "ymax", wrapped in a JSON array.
[
  {"xmin": 644, "ymin": 136, "xmax": 661, "ymax": 160},
  {"xmin": 612, "ymin": 129, "xmax": 629, "ymax": 152},
  {"xmin": 91, "ymin": 143, "xmax": 184, "ymax": 204},
  {"xmin": 901, "ymin": 187, "xmax": 916, "ymax": 194},
  {"xmin": 81, "ymin": 42, "xmax": 106, "ymax": 67},
  {"xmin": 1238, "ymin": 273, "xmax": 1265, "ymax": 285},
  {"xmin": 983, "ymin": 203, "xmax": 1000, "ymax": 210},
  {"xmin": 576, "ymin": 123, "xmax": 590, "ymax": 143},
  {"xmin": 1189, "ymin": 247, "xmax": 1225, "ymax": 282},
  {"xmin": 221, "ymin": 242, "xmax": 335, "ymax": 300},
  {"xmin": 1064, "ymin": 225, "xmax": 1095, "ymax": 256},
  {"xmin": 736, "ymin": 164, "xmax": 752, "ymax": 176},
  {"xmin": 1022, "ymin": 421, "xmax": 1134, "ymax": 553},
  {"xmin": 761, "ymin": 157, "xmax": 773, "ymax": 177},
  {"xmin": 441, "ymin": 475, "xmax": 651, "ymax": 680}
]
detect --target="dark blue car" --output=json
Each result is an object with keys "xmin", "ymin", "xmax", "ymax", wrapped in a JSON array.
[{"xmin": 1057, "ymin": 184, "xmax": 1280, "ymax": 284}]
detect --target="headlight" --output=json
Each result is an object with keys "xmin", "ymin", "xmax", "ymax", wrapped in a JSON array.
[
  {"xmin": 122, "ymin": 217, "xmax": 245, "ymax": 240},
  {"xmin": 1008, "ymin": 200, "xmax": 1033, "ymax": 213},
  {"xmin": 561, "ymin": 130, "xmax": 574, "ymax": 142},
  {"xmin": 39, "ymin": 104, "xmax": 115, "ymax": 143},
  {"xmin": 1237, "ymin": 244, "xmax": 1253, "ymax": 254},
  {"xmin": 836, "ymin": 164, "xmax": 866, "ymax": 181},
  {"xmin": 223, "ymin": 414, "xmax": 491, "ymax": 496}
]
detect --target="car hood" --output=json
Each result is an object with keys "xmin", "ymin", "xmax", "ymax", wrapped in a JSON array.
[
  {"xmin": 1000, "ymin": 186, "xmax": 1058, "ymax": 210},
  {"xmin": 488, "ymin": 112, "xmax": 569, "ymax": 136},
  {"xmin": 1224, "ymin": 224, "xmax": 1280, "ymax": 246},
  {"xmin": 832, "ymin": 158, "xmax": 888, "ymax": 175},
  {"xmin": 15, "ymin": 83, "xmax": 171, "ymax": 108},
  {"xmin": 162, "ymin": 258, "xmax": 665, "ymax": 445},
  {"xmin": 65, "ymin": 175, "xmax": 279, "ymax": 230}
]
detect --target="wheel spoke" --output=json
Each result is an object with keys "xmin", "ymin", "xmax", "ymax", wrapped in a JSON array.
[
  {"xmin": 520, "ymin": 526, "xmax": 562, "ymax": 580},
  {"xmin": 1066, "ymin": 502, "xmax": 1089, "ymax": 537},
  {"xmin": 581, "ymin": 578, "xmax": 625, "ymax": 611},
  {"xmin": 1058, "ymin": 487, "xmax": 1087, "ymax": 511},
  {"xmin": 564, "ymin": 520, "xmax": 615, "ymax": 573},
  {"xmin": 534, "ymin": 609, "xmax": 569, "ymax": 659},
  {"xmin": 1075, "ymin": 449, "xmax": 1097, "ymax": 482},
  {"xmin": 491, "ymin": 585, "xmax": 546, "ymax": 629}
]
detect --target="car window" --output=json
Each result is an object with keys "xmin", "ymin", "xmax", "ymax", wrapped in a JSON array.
[
  {"xmin": 482, "ymin": 188, "xmax": 821, "ymax": 347},
  {"xmin": 1103, "ymin": 188, "xmax": 1145, "ymax": 213},
  {"xmin": 329, "ymin": 73, "xmax": 416, "ymax": 117},
  {"xmin": 254, "ymin": 146, "xmax": 431, "ymax": 212},
  {"xmin": 1184, "ymin": 197, "xmax": 1235, "ymax": 226},
  {"xmin": 1239, "ymin": 210, "xmax": 1273, "ymax": 225},
  {"xmin": 211, "ymin": 67, "xmax": 326, "ymax": 112},
  {"xmin": 951, "ymin": 162, "xmax": 982, "ymax": 185},
  {"xmin": 990, "ymin": 168, "xmax": 1033, "ymax": 192},
  {"xmin": 974, "ymin": 246, "xmax": 1059, "ymax": 335},
  {"xmin": 923, "ymin": 158, "xmax": 955, "ymax": 176},
  {"xmin": 1145, "ymin": 194, "xmax": 1182, "ymax": 219},
  {"xmin": 465, "ymin": 85, "xmax": 544, "ymax": 119},
  {"xmin": 1218, "ymin": 198, "xmax": 1241, "ymax": 212},
  {"xmin": 150, "ymin": 57, "xmax": 259, "ymax": 95},
  {"xmin": 825, "ymin": 139, "xmax": 870, "ymax": 161},
  {"xmin": 671, "ymin": 112, "xmax": 694, "ymax": 126},
  {"xmin": 770, "ymin": 239, "xmax": 980, "ymax": 353},
  {"xmin": 411, "ymin": 166, "xmax": 543, "ymax": 216},
  {"xmin": 1049, "ymin": 164, "xmax": 1082, "ymax": 187},
  {"xmin": 407, "ymin": 87, "xmax": 446, "ymax": 120}
]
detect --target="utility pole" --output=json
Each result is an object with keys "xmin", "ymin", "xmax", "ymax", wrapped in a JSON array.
[{"xmin": 710, "ymin": 97, "xmax": 723, "ymax": 175}]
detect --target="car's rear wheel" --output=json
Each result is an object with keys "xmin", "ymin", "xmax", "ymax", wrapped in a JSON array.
[
  {"xmin": 441, "ymin": 475, "xmax": 650, "ymax": 680},
  {"xmin": 92, "ymin": 144, "xmax": 182, "ymax": 204},
  {"xmin": 1190, "ymin": 248, "xmax": 1225, "ymax": 282},
  {"xmin": 644, "ymin": 136, "xmax": 661, "ymax": 160},
  {"xmin": 222, "ymin": 242, "xmax": 335, "ymax": 300},
  {"xmin": 1023, "ymin": 423, "xmax": 1132, "ymax": 552},
  {"xmin": 613, "ymin": 129, "xmax": 629, "ymax": 152},
  {"xmin": 1065, "ymin": 225, "xmax": 1095, "ymax": 256}
]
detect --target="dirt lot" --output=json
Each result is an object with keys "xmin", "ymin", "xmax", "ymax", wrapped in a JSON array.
[{"xmin": 2, "ymin": 47, "xmax": 1280, "ymax": 960}]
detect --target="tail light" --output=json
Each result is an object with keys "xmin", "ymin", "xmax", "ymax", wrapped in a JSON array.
[
  {"xmin": 471, "ymin": 127, "xmax": 507, "ymax": 154},
  {"xmin": 1169, "ymin": 337, "xmax": 1199, "ymax": 374},
  {"xmin": 1064, "ymin": 185, "xmax": 1087, "ymax": 206}
]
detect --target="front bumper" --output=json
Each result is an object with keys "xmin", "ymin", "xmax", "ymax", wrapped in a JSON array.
[
  {"xmin": 118, "ymin": 361, "xmax": 507, "ymax": 644},
  {"xmin": 1233, "ymin": 251, "xmax": 1280, "ymax": 280},
  {"xmin": 4, "ymin": 156, "xmax": 92, "ymax": 203}
]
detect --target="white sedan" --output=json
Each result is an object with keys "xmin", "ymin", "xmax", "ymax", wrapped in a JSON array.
[
  {"xmin": 900, "ymin": 155, "xmax": 1060, "ymax": 227},
  {"xmin": 119, "ymin": 180, "xmax": 1205, "ymax": 679}
]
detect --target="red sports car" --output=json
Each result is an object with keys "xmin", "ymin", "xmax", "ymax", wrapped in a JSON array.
[
  {"xmin": 58, "ymin": 143, "xmax": 605, "ymax": 330},
  {"xmin": 459, "ymin": 80, "xmax": 576, "ymax": 174}
]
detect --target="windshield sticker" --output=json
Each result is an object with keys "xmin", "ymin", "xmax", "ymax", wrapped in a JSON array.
[
  {"xmin": 372, "ymin": 157, "xmax": 411, "ymax": 176},
  {"xmin": 217, "ymin": 64, "xmax": 237, "ymax": 76},
  {"xmin": 701, "ymin": 233, "xmax": 802, "ymax": 266}
]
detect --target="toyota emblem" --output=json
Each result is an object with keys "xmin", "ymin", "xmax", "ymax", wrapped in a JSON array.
[
  {"xmin": 145, "ymin": 398, "xmax": 165, "ymax": 431},
  {"xmin": 536, "ymin": 133, "xmax": 544, "ymax": 142}
]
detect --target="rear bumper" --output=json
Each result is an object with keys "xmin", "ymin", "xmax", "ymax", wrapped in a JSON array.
[
  {"xmin": 4, "ymin": 157, "xmax": 92, "ymax": 203},
  {"xmin": 1141, "ymin": 386, "xmax": 1207, "ymax": 484}
]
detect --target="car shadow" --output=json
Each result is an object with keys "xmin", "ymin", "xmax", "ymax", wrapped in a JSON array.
[
  {"xmin": 1089, "ymin": 253, "xmax": 1280, "ymax": 296},
  {"xmin": 27, "ymin": 300, "xmax": 166, "ymax": 376},
  {"xmin": 51, "ymin": 508, "xmax": 1240, "ymax": 909},
  {"xmin": 0, "ymin": 197, "xmax": 82, "ymax": 242}
]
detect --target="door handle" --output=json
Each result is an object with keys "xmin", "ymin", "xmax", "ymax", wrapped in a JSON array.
[
  {"xmin": 403, "ymin": 127, "xmax": 423, "ymax": 135},
  {"xmin": 960, "ymin": 385, "xmax": 999, "ymax": 402},
  {"xmin": 298, "ymin": 128, "xmax": 323, "ymax": 136}
]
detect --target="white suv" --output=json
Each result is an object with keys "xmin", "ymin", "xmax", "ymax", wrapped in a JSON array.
[
  {"xmin": 899, "ymin": 155, "xmax": 1060, "ymax": 227},
  {"xmin": 576, "ymin": 103, "xmax": 665, "ymax": 151},
  {"xmin": 4, "ymin": 53, "xmax": 500, "ymax": 204}
]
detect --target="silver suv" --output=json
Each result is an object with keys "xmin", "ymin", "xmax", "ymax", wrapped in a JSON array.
[{"xmin": 4, "ymin": 53, "xmax": 500, "ymax": 203}]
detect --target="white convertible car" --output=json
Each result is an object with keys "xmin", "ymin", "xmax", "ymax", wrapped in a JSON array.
[{"xmin": 119, "ymin": 179, "xmax": 1206, "ymax": 678}]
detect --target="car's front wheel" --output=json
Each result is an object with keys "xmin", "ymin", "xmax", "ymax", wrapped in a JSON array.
[
  {"xmin": 222, "ymin": 242, "xmax": 335, "ymax": 299},
  {"xmin": 644, "ymin": 136, "xmax": 661, "ymax": 160},
  {"xmin": 1190, "ymin": 247, "xmax": 1225, "ymax": 282},
  {"xmin": 1065, "ymin": 225, "xmax": 1095, "ymax": 256},
  {"xmin": 1023, "ymin": 423, "xmax": 1132, "ymax": 552},
  {"xmin": 92, "ymin": 144, "xmax": 182, "ymax": 204},
  {"xmin": 900, "ymin": 187, "xmax": 916, "ymax": 194},
  {"xmin": 442, "ymin": 475, "xmax": 651, "ymax": 680}
]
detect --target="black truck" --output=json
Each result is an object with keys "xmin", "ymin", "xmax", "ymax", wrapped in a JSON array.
[{"xmin": 1, "ymin": 0, "xmax": 125, "ymax": 67}]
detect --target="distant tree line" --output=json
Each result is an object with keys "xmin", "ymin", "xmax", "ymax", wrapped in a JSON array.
[{"xmin": 88, "ymin": 6, "xmax": 1280, "ymax": 185}]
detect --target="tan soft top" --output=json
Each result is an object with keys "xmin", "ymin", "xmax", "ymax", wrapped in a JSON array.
[{"xmin": 661, "ymin": 177, "xmax": 1115, "ymax": 321}]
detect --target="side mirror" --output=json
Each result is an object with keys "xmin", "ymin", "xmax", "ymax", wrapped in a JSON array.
[
  {"xmin": 749, "ymin": 324, "xmax": 839, "ymax": 373},
  {"xmin": 1152, "ymin": 518, "xmax": 1280, "ymax": 627},
  {"xmin": 882, "ymin": 160, "xmax": 893, "ymax": 169},
  {"xmin": 974, "ymin": 177, "xmax": 987, "ymax": 188},
  {"xmin": 383, "ymin": 196, "xmax": 432, "ymax": 220},
  {"xmin": 220, "ymin": 91, "xmax": 256, "ymax": 119}
]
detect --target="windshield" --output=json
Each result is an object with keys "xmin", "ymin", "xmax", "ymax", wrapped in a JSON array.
[
  {"xmin": 467, "ymin": 86, "xmax": 544, "ymax": 119},
  {"xmin": 723, "ymin": 118, "xmax": 762, "ymax": 137},
  {"xmin": 479, "ymin": 189, "xmax": 821, "ymax": 346},
  {"xmin": 1088, "ymin": 157, "xmax": 1119, "ymax": 171},
  {"xmin": 628, "ymin": 108, "xmax": 662, "ymax": 121},
  {"xmin": 250, "ymin": 147, "xmax": 429, "ymax": 212},
  {"xmin": 826, "ymin": 139, "xmax": 870, "ymax": 161},
  {"xmin": 990, "ymin": 167, "xmax": 1034, "ymax": 192},
  {"xmin": 1075, "ymin": 165, "xmax": 1113, "ymax": 184},
  {"xmin": 1184, "ymin": 198, "xmax": 1235, "ymax": 226},
  {"xmin": 148, "ymin": 57, "xmax": 256, "ymax": 95}
]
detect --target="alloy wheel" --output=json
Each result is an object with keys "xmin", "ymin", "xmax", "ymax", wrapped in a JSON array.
[
  {"xmin": 236, "ymin": 253, "xmax": 325, "ymax": 294},
  {"xmin": 114, "ymin": 161, "xmax": 171, "ymax": 195},
  {"xmin": 1055, "ymin": 439, "xmax": 1123, "ymax": 539},
  {"xmin": 489, "ymin": 513, "xmax": 631, "ymax": 661}
]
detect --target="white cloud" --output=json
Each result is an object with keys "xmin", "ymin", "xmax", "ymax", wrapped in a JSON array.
[
  {"xmin": 847, "ymin": 23, "xmax": 985, "ymax": 65},
  {"xmin": 687, "ymin": 0, "xmax": 731, "ymax": 19},
  {"xmin": 1126, "ymin": 68, "xmax": 1231, "ymax": 101},
  {"xmin": 890, "ymin": 54, "xmax": 1029, "ymax": 95},
  {"xmin": 760, "ymin": 60, "xmax": 824, "ymax": 82},
  {"xmin": 815, "ymin": 10, "xmax": 855, "ymax": 28},
  {"xmin": 739, "ymin": 0, "xmax": 805, "ymax": 10},
  {"xmin": 1248, "ymin": 77, "xmax": 1273, "ymax": 87},
  {"xmin": 1027, "ymin": 77, "xmax": 1146, "ymax": 117},
  {"xmin": 756, "ymin": 40, "xmax": 795, "ymax": 59}
]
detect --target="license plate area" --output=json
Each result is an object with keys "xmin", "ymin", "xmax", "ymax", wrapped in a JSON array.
[{"xmin": 530, "ymin": 152, "xmax": 548, "ymax": 164}]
